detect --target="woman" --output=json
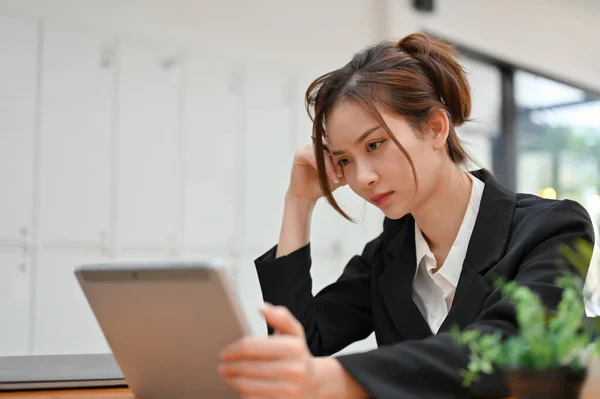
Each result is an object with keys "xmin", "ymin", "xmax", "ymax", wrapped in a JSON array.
[{"xmin": 218, "ymin": 33, "xmax": 594, "ymax": 398}]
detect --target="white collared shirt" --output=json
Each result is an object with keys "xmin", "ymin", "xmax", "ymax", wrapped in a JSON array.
[{"xmin": 411, "ymin": 173, "xmax": 485, "ymax": 334}]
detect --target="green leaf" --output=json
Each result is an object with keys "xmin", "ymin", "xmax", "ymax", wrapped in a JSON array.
[{"xmin": 452, "ymin": 238, "xmax": 600, "ymax": 388}]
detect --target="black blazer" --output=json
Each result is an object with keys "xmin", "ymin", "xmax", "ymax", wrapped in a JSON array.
[{"xmin": 254, "ymin": 169, "xmax": 595, "ymax": 398}]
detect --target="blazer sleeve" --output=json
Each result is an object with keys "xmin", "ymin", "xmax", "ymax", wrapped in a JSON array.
[
  {"xmin": 335, "ymin": 199, "xmax": 595, "ymax": 399},
  {"xmin": 254, "ymin": 235, "xmax": 382, "ymax": 356}
]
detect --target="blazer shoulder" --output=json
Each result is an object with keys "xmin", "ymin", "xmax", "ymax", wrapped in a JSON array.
[
  {"xmin": 356, "ymin": 215, "xmax": 411, "ymax": 264},
  {"xmin": 513, "ymin": 194, "xmax": 594, "ymax": 246},
  {"xmin": 514, "ymin": 194, "xmax": 591, "ymax": 222}
]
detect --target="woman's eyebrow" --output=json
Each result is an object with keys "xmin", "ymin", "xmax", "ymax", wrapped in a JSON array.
[{"xmin": 330, "ymin": 125, "xmax": 381, "ymax": 156}]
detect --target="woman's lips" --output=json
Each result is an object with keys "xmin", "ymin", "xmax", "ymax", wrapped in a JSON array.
[{"xmin": 370, "ymin": 191, "xmax": 393, "ymax": 206}]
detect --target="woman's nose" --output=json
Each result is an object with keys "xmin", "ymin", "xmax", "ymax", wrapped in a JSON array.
[{"xmin": 356, "ymin": 163, "xmax": 378, "ymax": 189}]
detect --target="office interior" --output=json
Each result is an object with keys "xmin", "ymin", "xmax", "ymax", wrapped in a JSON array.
[{"xmin": 1, "ymin": 0, "xmax": 599, "ymax": 359}]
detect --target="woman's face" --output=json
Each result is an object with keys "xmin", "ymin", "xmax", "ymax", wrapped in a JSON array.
[{"xmin": 325, "ymin": 100, "xmax": 449, "ymax": 220}]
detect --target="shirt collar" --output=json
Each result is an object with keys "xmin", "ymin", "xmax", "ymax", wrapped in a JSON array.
[
  {"xmin": 414, "ymin": 221, "xmax": 435, "ymax": 280},
  {"xmin": 413, "ymin": 172, "xmax": 485, "ymax": 283}
]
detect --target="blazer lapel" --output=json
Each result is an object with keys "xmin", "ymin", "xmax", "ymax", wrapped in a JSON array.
[
  {"xmin": 440, "ymin": 169, "xmax": 517, "ymax": 331},
  {"xmin": 376, "ymin": 169, "xmax": 516, "ymax": 337},
  {"xmin": 378, "ymin": 216, "xmax": 433, "ymax": 340},
  {"xmin": 439, "ymin": 261, "xmax": 491, "ymax": 332}
]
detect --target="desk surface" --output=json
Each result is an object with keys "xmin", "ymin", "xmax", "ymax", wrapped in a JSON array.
[
  {"xmin": 1, "ymin": 373, "xmax": 599, "ymax": 398},
  {"xmin": 0, "ymin": 388, "xmax": 513, "ymax": 399}
]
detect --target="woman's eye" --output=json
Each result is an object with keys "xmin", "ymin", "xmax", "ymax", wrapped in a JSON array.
[
  {"xmin": 337, "ymin": 158, "xmax": 350, "ymax": 167},
  {"xmin": 368, "ymin": 140, "xmax": 384, "ymax": 151}
]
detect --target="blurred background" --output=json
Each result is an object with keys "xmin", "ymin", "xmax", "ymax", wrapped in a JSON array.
[{"xmin": 1, "ymin": 0, "xmax": 599, "ymax": 358}]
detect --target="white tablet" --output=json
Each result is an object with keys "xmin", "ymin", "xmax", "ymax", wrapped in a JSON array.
[{"xmin": 75, "ymin": 259, "xmax": 249, "ymax": 399}]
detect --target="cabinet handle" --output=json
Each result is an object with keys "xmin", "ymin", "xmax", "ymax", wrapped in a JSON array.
[
  {"xmin": 160, "ymin": 55, "xmax": 180, "ymax": 70},
  {"xmin": 228, "ymin": 248, "xmax": 239, "ymax": 258},
  {"xmin": 20, "ymin": 227, "xmax": 28, "ymax": 237},
  {"xmin": 331, "ymin": 240, "xmax": 342, "ymax": 257},
  {"xmin": 99, "ymin": 42, "xmax": 115, "ymax": 68},
  {"xmin": 99, "ymin": 231, "xmax": 109, "ymax": 256},
  {"xmin": 19, "ymin": 263, "xmax": 27, "ymax": 273}
]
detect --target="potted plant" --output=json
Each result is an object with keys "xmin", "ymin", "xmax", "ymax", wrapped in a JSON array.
[{"xmin": 451, "ymin": 238, "xmax": 599, "ymax": 399}]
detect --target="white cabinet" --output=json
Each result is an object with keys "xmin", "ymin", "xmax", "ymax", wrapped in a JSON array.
[
  {"xmin": 0, "ymin": 11, "xmax": 37, "ymax": 246},
  {"xmin": 242, "ymin": 69, "xmax": 295, "ymax": 251},
  {"xmin": 181, "ymin": 55, "xmax": 241, "ymax": 252},
  {"xmin": 37, "ymin": 21, "xmax": 115, "ymax": 247},
  {"xmin": 115, "ymin": 40, "xmax": 180, "ymax": 251},
  {"xmin": 0, "ymin": 250, "xmax": 31, "ymax": 355},
  {"xmin": 33, "ymin": 248, "xmax": 110, "ymax": 355}
]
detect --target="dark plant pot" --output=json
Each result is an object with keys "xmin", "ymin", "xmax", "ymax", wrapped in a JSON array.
[{"xmin": 504, "ymin": 367, "xmax": 587, "ymax": 399}]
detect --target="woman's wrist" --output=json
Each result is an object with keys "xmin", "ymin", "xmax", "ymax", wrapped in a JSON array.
[
  {"xmin": 284, "ymin": 190, "xmax": 318, "ymax": 211},
  {"xmin": 275, "ymin": 192, "xmax": 317, "ymax": 258},
  {"xmin": 312, "ymin": 357, "xmax": 368, "ymax": 399}
]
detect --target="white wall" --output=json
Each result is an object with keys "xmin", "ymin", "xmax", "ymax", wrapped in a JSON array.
[
  {"xmin": 0, "ymin": 0, "xmax": 385, "ymax": 357},
  {"xmin": 388, "ymin": 0, "xmax": 600, "ymax": 93},
  {"xmin": 0, "ymin": 0, "xmax": 382, "ymax": 75}
]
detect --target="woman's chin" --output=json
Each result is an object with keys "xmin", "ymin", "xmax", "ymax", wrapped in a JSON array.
[{"xmin": 380, "ymin": 204, "xmax": 409, "ymax": 220}]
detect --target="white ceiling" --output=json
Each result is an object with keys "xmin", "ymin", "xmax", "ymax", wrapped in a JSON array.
[{"xmin": 546, "ymin": 0, "xmax": 600, "ymax": 13}]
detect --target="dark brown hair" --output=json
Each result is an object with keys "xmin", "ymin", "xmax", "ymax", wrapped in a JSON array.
[{"xmin": 306, "ymin": 32, "xmax": 474, "ymax": 221}]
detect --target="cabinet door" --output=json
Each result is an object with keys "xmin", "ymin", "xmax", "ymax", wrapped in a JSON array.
[
  {"xmin": 33, "ymin": 248, "xmax": 110, "ymax": 355},
  {"xmin": 181, "ymin": 55, "xmax": 241, "ymax": 251},
  {"xmin": 38, "ymin": 21, "xmax": 114, "ymax": 246},
  {"xmin": 0, "ymin": 250, "xmax": 30, "ymax": 355},
  {"xmin": 0, "ymin": 11, "xmax": 37, "ymax": 245},
  {"xmin": 116, "ymin": 40, "xmax": 180, "ymax": 250},
  {"xmin": 242, "ymin": 69, "xmax": 295, "ymax": 251}
]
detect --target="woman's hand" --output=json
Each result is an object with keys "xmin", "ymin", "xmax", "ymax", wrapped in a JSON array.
[
  {"xmin": 287, "ymin": 143, "xmax": 346, "ymax": 203},
  {"xmin": 218, "ymin": 303, "xmax": 318, "ymax": 398}
]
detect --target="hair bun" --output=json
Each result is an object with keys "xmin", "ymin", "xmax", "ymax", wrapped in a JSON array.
[
  {"xmin": 396, "ymin": 33, "xmax": 435, "ymax": 57},
  {"xmin": 396, "ymin": 32, "xmax": 470, "ymax": 126}
]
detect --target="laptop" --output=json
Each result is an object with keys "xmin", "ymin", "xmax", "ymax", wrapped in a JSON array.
[{"xmin": 0, "ymin": 353, "xmax": 126, "ymax": 391}]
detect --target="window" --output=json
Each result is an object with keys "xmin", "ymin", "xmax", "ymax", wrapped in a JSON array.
[
  {"xmin": 515, "ymin": 71, "xmax": 600, "ymax": 305},
  {"xmin": 441, "ymin": 34, "xmax": 600, "ymax": 312},
  {"xmin": 456, "ymin": 56, "xmax": 500, "ymax": 172}
]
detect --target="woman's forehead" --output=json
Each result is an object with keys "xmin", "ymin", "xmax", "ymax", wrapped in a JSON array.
[{"xmin": 325, "ymin": 103, "xmax": 378, "ymax": 141}]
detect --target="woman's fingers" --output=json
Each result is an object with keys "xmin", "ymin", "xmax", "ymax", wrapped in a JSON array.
[
  {"xmin": 335, "ymin": 159, "xmax": 344, "ymax": 180},
  {"xmin": 306, "ymin": 142, "xmax": 343, "ymax": 186},
  {"xmin": 219, "ymin": 359, "xmax": 308, "ymax": 380},
  {"xmin": 323, "ymin": 150, "xmax": 339, "ymax": 184},
  {"xmin": 221, "ymin": 335, "xmax": 306, "ymax": 361},
  {"xmin": 224, "ymin": 377, "xmax": 299, "ymax": 399},
  {"xmin": 261, "ymin": 303, "xmax": 304, "ymax": 337}
]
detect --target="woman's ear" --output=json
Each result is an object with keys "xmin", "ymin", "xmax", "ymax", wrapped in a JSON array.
[{"xmin": 427, "ymin": 108, "xmax": 450, "ymax": 150}]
